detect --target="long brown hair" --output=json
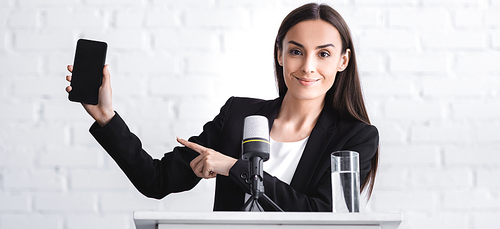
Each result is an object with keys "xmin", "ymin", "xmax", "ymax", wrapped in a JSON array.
[{"xmin": 274, "ymin": 3, "xmax": 379, "ymax": 199}]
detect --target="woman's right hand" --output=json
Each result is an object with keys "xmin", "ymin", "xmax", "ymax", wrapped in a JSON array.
[{"xmin": 65, "ymin": 64, "xmax": 115, "ymax": 126}]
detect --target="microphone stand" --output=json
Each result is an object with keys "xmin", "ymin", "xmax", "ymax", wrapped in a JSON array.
[{"xmin": 241, "ymin": 156, "xmax": 284, "ymax": 212}]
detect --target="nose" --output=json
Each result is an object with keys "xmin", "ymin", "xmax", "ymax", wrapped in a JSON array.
[{"xmin": 301, "ymin": 55, "xmax": 316, "ymax": 74}]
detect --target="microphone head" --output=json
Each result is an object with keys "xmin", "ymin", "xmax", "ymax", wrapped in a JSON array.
[{"xmin": 243, "ymin": 115, "xmax": 269, "ymax": 140}]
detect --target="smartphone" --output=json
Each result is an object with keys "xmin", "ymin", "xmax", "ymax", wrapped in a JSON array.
[{"xmin": 68, "ymin": 39, "xmax": 107, "ymax": 105}]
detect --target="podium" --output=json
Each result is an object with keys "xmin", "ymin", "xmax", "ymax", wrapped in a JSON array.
[{"xmin": 134, "ymin": 211, "xmax": 402, "ymax": 229}]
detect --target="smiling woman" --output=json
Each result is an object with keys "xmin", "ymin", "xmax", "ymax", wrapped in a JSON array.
[{"xmin": 64, "ymin": 2, "xmax": 379, "ymax": 212}]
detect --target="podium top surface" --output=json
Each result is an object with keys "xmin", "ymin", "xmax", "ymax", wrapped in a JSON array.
[{"xmin": 134, "ymin": 211, "xmax": 403, "ymax": 229}]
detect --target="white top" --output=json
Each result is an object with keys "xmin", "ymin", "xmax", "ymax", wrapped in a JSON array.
[{"xmin": 264, "ymin": 136, "xmax": 309, "ymax": 185}]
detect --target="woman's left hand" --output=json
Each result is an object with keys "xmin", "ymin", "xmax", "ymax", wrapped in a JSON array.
[{"xmin": 177, "ymin": 137, "xmax": 237, "ymax": 179}]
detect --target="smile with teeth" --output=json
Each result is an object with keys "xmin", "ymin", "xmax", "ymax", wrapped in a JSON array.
[{"xmin": 295, "ymin": 75, "xmax": 319, "ymax": 86}]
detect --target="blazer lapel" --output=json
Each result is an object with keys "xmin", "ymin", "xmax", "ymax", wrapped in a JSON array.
[{"xmin": 289, "ymin": 106, "xmax": 337, "ymax": 193}]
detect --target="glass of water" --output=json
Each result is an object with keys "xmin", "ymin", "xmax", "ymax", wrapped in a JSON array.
[{"xmin": 331, "ymin": 150, "xmax": 360, "ymax": 213}]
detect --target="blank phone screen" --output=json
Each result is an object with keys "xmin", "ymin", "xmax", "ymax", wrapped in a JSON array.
[{"xmin": 68, "ymin": 39, "xmax": 107, "ymax": 105}]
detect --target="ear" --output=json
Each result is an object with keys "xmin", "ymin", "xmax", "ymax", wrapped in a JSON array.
[
  {"xmin": 338, "ymin": 49, "xmax": 351, "ymax": 72},
  {"xmin": 277, "ymin": 46, "xmax": 283, "ymax": 66}
]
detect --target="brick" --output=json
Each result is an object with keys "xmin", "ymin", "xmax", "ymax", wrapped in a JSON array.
[
  {"xmin": 82, "ymin": 30, "xmax": 144, "ymax": 51},
  {"xmin": 0, "ymin": 146, "xmax": 37, "ymax": 168},
  {"xmin": 380, "ymin": 145, "xmax": 440, "ymax": 167},
  {"xmin": 359, "ymin": 29, "xmax": 417, "ymax": 51},
  {"xmin": 410, "ymin": 168, "xmax": 473, "ymax": 189},
  {"xmin": 476, "ymin": 124, "xmax": 500, "ymax": 143},
  {"xmin": 452, "ymin": 99, "xmax": 500, "ymax": 119},
  {"xmin": 0, "ymin": 54, "xmax": 39, "ymax": 75},
  {"xmin": 100, "ymin": 192, "xmax": 161, "ymax": 212},
  {"xmin": 0, "ymin": 123, "xmax": 65, "ymax": 146},
  {"xmin": 18, "ymin": 0, "xmax": 76, "ymax": 6},
  {"xmin": 42, "ymin": 99, "xmax": 95, "ymax": 122},
  {"xmin": 3, "ymin": 169, "xmax": 63, "ymax": 190},
  {"xmin": 185, "ymin": 54, "xmax": 230, "ymax": 75},
  {"xmin": 374, "ymin": 167, "xmax": 408, "ymax": 189},
  {"xmin": 115, "ymin": 8, "xmax": 144, "ymax": 28},
  {"xmin": 0, "ymin": 193, "xmax": 30, "ymax": 212},
  {"xmin": 0, "ymin": 30, "xmax": 5, "ymax": 50},
  {"xmin": 39, "ymin": 146, "xmax": 101, "ymax": 168},
  {"xmin": 406, "ymin": 212, "xmax": 469, "ymax": 229},
  {"xmin": 186, "ymin": 8, "xmax": 250, "ymax": 28},
  {"xmin": 35, "ymin": 192, "xmax": 96, "ymax": 212},
  {"xmin": 384, "ymin": 99, "xmax": 444, "ymax": 120},
  {"xmin": 70, "ymin": 169, "xmax": 131, "ymax": 190},
  {"xmin": 357, "ymin": 52, "xmax": 386, "ymax": 73},
  {"xmin": 454, "ymin": 9, "xmax": 482, "ymax": 28},
  {"xmin": 0, "ymin": 214, "xmax": 62, "ymax": 229},
  {"xmin": 115, "ymin": 53, "xmax": 180, "ymax": 75},
  {"xmin": 421, "ymin": 0, "xmax": 478, "ymax": 6},
  {"xmin": 144, "ymin": 8, "xmax": 180, "ymax": 28},
  {"xmin": 390, "ymin": 52, "xmax": 448, "ymax": 73},
  {"xmin": 493, "ymin": 31, "xmax": 500, "ymax": 48},
  {"xmin": 456, "ymin": 51, "xmax": 500, "ymax": 75},
  {"xmin": 485, "ymin": 10, "xmax": 500, "ymax": 27},
  {"xmin": 0, "ymin": 99, "xmax": 35, "ymax": 122},
  {"xmin": 153, "ymin": 29, "xmax": 219, "ymax": 51},
  {"xmin": 423, "ymin": 78, "xmax": 486, "ymax": 97},
  {"xmin": 177, "ymin": 98, "xmax": 225, "ymax": 122},
  {"xmin": 72, "ymin": 122, "xmax": 103, "ymax": 146},
  {"xmin": 376, "ymin": 122, "xmax": 407, "ymax": 144},
  {"xmin": 444, "ymin": 190, "xmax": 500, "ymax": 209},
  {"xmin": 13, "ymin": 77, "xmax": 68, "ymax": 98},
  {"xmin": 477, "ymin": 169, "xmax": 500, "ymax": 188},
  {"xmin": 421, "ymin": 30, "xmax": 487, "ymax": 50},
  {"xmin": 84, "ymin": 0, "xmax": 142, "ymax": 6},
  {"xmin": 389, "ymin": 8, "xmax": 449, "ymax": 28},
  {"xmin": 161, "ymin": 179, "xmax": 215, "ymax": 212},
  {"xmin": 137, "ymin": 122, "xmax": 175, "ymax": 146},
  {"xmin": 341, "ymin": 8, "xmax": 383, "ymax": 28},
  {"xmin": 354, "ymin": 0, "xmax": 414, "ymax": 5},
  {"xmin": 111, "ymin": 75, "xmax": 147, "ymax": 97},
  {"xmin": 15, "ymin": 30, "xmax": 73, "ymax": 51},
  {"xmin": 46, "ymin": 8, "xmax": 104, "ymax": 29},
  {"xmin": 66, "ymin": 214, "xmax": 128, "ymax": 229},
  {"xmin": 150, "ymin": 76, "xmax": 215, "ymax": 97},
  {"xmin": 7, "ymin": 9, "xmax": 38, "ymax": 29},
  {"xmin": 473, "ymin": 212, "xmax": 500, "ymax": 228},
  {"xmin": 370, "ymin": 190, "xmax": 438, "ymax": 212},
  {"xmin": 444, "ymin": 146, "xmax": 500, "ymax": 166},
  {"xmin": 411, "ymin": 125, "xmax": 475, "ymax": 144}
]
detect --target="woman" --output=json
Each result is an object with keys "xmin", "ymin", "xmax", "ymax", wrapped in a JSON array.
[{"xmin": 65, "ymin": 3, "xmax": 379, "ymax": 212}]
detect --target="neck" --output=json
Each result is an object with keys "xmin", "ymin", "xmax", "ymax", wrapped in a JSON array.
[{"xmin": 278, "ymin": 93, "xmax": 325, "ymax": 124}]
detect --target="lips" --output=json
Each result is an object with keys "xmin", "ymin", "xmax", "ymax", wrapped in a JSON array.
[{"xmin": 294, "ymin": 76, "xmax": 319, "ymax": 86}]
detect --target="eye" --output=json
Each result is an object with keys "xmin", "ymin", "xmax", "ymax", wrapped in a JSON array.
[
  {"xmin": 290, "ymin": 49, "xmax": 302, "ymax": 56},
  {"xmin": 319, "ymin": 51, "xmax": 330, "ymax": 58}
]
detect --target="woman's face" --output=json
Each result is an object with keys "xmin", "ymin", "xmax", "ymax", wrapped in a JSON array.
[{"xmin": 278, "ymin": 19, "xmax": 350, "ymax": 102}]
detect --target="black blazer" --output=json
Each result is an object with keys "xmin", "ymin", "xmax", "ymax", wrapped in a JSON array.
[{"xmin": 90, "ymin": 96, "xmax": 379, "ymax": 212}]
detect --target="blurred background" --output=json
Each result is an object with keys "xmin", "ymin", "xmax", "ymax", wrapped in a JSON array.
[{"xmin": 1, "ymin": 0, "xmax": 499, "ymax": 228}]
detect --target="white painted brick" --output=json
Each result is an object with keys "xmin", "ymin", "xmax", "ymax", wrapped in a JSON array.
[
  {"xmin": 18, "ymin": 0, "xmax": 76, "ymax": 7},
  {"xmin": 390, "ymin": 52, "xmax": 448, "ymax": 73},
  {"xmin": 389, "ymin": 8, "xmax": 449, "ymax": 28},
  {"xmin": 411, "ymin": 124, "xmax": 475, "ymax": 144},
  {"xmin": 112, "ymin": 75, "xmax": 148, "ymax": 97},
  {"xmin": 454, "ymin": 9, "xmax": 482, "ymax": 28},
  {"xmin": 493, "ymin": 31, "xmax": 500, "ymax": 48},
  {"xmin": 161, "ymin": 179, "xmax": 215, "ymax": 212},
  {"xmin": 0, "ymin": 214, "xmax": 62, "ymax": 229},
  {"xmin": 370, "ymin": 190, "xmax": 438, "ymax": 212},
  {"xmin": 476, "ymin": 124, "xmax": 500, "ymax": 143},
  {"xmin": 100, "ymin": 192, "xmax": 161, "ymax": 212},
  {"xmin": 70, "ymin": 169, "xmax": 130, "ymax": 190},
  {"xmin": 72, "ymin": 122, "xmax": 104, "ymax": 146},
  {"xmin": 452, "ymin": 99, "xmax": 500, "ymax": 119},
  {"xmin": 422, "ymin": 0, "xmax": 478, "ymax": 6},
  {"xmin": 0, "ymin": 54, "xmax": 38, "ymax": 75},
  {"xmin": 144, "ymin": 8, "xmax": 180, "ymax": 28},
  {"xmin": 7, "ymin": 9, "xmax": 38, "ymax": 29},
  {"xmin": 84, "ymin": 0, "xmax": 142, "ymax": 6},
  {"xmin": 0, "ymin": 123, "xmax": 65, "ymax": 146},
  {"xmin": 115, "ymin": 53, "xmax": 180, "ymax": 75},
  {"xmin": 186, "ymin": 54, "xmax": 229, "ymax": 75},
  {"xmin": 0, "ymin": 99, "xmax": 34, "ymax": 122},
  {"xmin": 3, "ymin": 169, "xmax": 63, "ymax": 190},
  {"xmin": 46, "ymin": 8, "xmax": 105, "ymax": 29},
  {"xmin": 384, "ymin": 99, "xmax": 444, "ymax": 120},
  {"xmin": 357, "ymin": 52, "xmax": 386, "ymax": 73},
  {"xmin": 406, "ymin": 212, "xmax": 469, "ymax": 229},
  {"xmin": 422, "ymin": 78, "xmax": 486, "ymax": 97},
  {"xmin": 66, "ymin": 214, "xmax": 129, "ymax": 229},
  {"xmin": 359, "ymin": 29, "xmax": 417, "ymax": 51},
  {"xmin": 485, "ymin": 10, "xmax": 500, "ymax": 27},
  {"xmin": 374, "ymin": 167, "xmax": 408, "ymax": 189},
  {"xmin": 40, "ymin": 146, "xmax": 101, "ymax": 168},
  {"xmin": 115, "ymin": 8, "xmax": 143, "ymax": 28},
  {"xmin": 380, "ymin": 145, "xmax": 440, "ymax": 167},
  {"xmin": 421, "ymin": 30, "xmax": 487, "ymax": 50},
  {"xmin": 0, "ymin": 193, "xmax": 30, "ymax": 212},
  {"xmin": 153, "ymin": 29, "xmax": 219, "ymax": 52},
  {"xmin": 444, "ymin": 190, "xmax": 500, "ymax": 209},
  {"xmin": 177, "ymin": 97, "xmax": 224, "ymax": 122},
  {"xmin": 43, "ymin": 99, "xmax": 95, "ymax": 122},
  {"xmin": 410, "ymin": 168, "xmax": 473, "ymax": 189},
  {"xmin": 354, "ymin": 0, "xmax": 414, "ymax": 5},
  {"xmin": 34, "ymin": 192, "xmax": 96, "ymax": 212},
  {"xmin": 150, "ymin": 76, "xmax": 215, "ymax": 97},
  {"xmin": 0, "ymin": 146, "xmax": 37, "ymax": 168},
  {"xmin": 361, "ymin": 77, "xmax": 418, "ymax": 97},
  {"xmin": 0, "ymin": 30, "xmax": 5, "ymax": 51},
  {"xmin": 377, "ymin": 122, "xmax": 408, "ymax": 144},
  {"xmin": 444, "ymin": 146, "xmax": 500, "ymax": 166},
  {"xmin": 15, "ymin": 30, "xmax": 73, "ymax": 51},
  {"xmin": 456, "ymin": 51, "xmax": 500, "ymax": 75},
  {"xmin": 12, "ymin": 77, "xmax": 67, "ymax": 98},
  {"xmin": 82, "ymin": 30, "xmax": 144, "ymax": 51},
  {"xmin": 138, "ymin": 122, "xmax": 175, "ymax": 146},
  {"xmin": 186, "ymin": 8, "xmax": 250, "ymax": 28},
  {"xmin": 477, "ymin": 169, "xmax": 500, "ymax": 188},
  {"xmin": 341, "ymin": 8, "xmax": 383, "ymax": 28},
  {"xmin": 473, "ymin": 212, "xmax": 500, "ymax": 228},
  {"xmin": 125, "ymin": 98, "xmax": 176, "ymax": 122}
]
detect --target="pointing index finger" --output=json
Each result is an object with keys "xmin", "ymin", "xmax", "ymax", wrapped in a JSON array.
[{"xmin": 176, "ymin": 137, "xmax": 207, "ymax": 155}]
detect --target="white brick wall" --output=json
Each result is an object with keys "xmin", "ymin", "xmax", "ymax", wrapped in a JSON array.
[{"xmin": 1, "ymin": 0, "xmax": 499, "ymax": 228}]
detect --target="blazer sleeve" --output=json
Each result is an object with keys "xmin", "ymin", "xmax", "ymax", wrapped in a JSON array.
[{"xmin": 89, "ymin": 97, "xmax": 234, "ymax": 199}]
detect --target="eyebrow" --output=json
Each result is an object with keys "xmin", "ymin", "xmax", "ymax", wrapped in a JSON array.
[{"xmin": 288, "ymin": 40, "xmax": 334, "ymax": 49}]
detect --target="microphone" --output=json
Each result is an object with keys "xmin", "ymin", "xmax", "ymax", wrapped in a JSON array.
[{"xmin": 242, "ymin": 115, "xmax": 270, "ymax": 162}]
